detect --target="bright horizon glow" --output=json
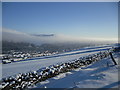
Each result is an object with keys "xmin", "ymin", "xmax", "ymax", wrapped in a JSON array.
[{"xmin": 2, "ymin": 2, "xmax": 118, "ymax": 42}]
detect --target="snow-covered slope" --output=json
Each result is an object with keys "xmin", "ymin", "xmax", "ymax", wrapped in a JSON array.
[
  {"xmin": 34, "ymin": 52, "xmax": 119, "ymax": 88},
  {"xmin": 1, "ymin": 44, "xmax": 120, "ymax": 89},
  {"xmin": 2, "ymin": 45, "xmax": 113, "ymax": 78}
]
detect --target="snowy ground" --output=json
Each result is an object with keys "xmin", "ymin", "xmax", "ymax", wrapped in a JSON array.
[
  {"xmin": 34, "ymin": 52, "xmax": 119, "ymax": 88},
  {"xmin": 2, "ymin": 45, "xmax": 112, "ymax": 78}
]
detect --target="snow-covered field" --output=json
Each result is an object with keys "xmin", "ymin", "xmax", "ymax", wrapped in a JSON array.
[
  {"xmin": 2, "ymin": 45, "xmax": 113, "ymax": 78},
  {"xmin": 34, "ymin": 52, "xmax": 119, "ymax": 88},
  {"xmin": 1, "ymin": 44, "xmax": 120, "ymax": 89}
]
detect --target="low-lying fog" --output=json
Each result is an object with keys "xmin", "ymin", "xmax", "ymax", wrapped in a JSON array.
[{"xmin": 2, "ymin": 28, "xmax": 117, "ymax": 45}]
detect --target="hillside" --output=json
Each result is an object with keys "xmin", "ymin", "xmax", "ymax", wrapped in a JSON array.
[
  {"xmin": 2, "ymin": 41, "xmax": 94, "ymax": 54},
  {"xmin": 1, "ymin": 44, "xmax": 119, "ymax": 89},
  {"xmin": 35, "ymin": 52, "xmax": 119, "ymax": 88}
]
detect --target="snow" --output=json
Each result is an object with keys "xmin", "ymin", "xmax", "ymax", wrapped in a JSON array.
[
  {"xmin": 2, "ymin": 46, "xmax": 113, "ymax": 78},
  {"xmin": 52, "ymin": 72, "xmax": 73, "ymax": 80},
  {"xmin": 53, "ymin": 73, "xmax": 67, "ymax": 80},
  {"xmin": 1, "ymin": 44, "xmax": 120, "ymax": 89},
  {"xmin": 39, "ymin": 80, "xmax": 50, "ymax": 85},
  {"xmin": 34, "ymin": 53, "xmax": 119, "ymax": 88}
]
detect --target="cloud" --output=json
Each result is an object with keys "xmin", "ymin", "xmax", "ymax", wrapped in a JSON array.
[
  {"xmin": 2, "ymin": 28, "xmax": 117, "ymax": 45},
  {"xmin": 2, "ymin": 28, "xmax": 57, "ymax": 44}
]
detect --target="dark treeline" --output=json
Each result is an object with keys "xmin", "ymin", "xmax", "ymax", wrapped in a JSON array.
[
  {"xmin": 2, "ymin": 41, "xmax": 37, "ymax": 54},
  {"xmin": 2, "ymin": 41, "xmax": 94, "ymax": 54}
]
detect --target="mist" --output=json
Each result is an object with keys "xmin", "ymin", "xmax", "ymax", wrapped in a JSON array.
[{"xmin": 2, "ymin": 28, "xmax": 117, "ymax": 45}]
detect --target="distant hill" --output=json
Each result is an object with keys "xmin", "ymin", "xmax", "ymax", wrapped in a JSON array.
[
  {"xmin": 2, "ymin": 29, "xmax": 115, "ymax": 54},
  {"xmin": 2, "ymin": 41, "xmax": 93, "ymax": 54}
]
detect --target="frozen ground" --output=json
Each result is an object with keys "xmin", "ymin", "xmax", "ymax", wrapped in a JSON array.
[
  {"xmin": 2, "ymin": 45, "xmax": 112, "ymax": 78},
  {"xmin": 34, "ymin": 52, "xmax": 119, "ymax": 88}
]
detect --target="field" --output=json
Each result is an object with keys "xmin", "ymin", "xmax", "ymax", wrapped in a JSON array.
[
  {"xmin": 3, "ymin": 45, "xmax": 112, "ymax": 78},
  {"xmin": 1, "ymin": 44, "xmax": 120, "ymax": 89}
]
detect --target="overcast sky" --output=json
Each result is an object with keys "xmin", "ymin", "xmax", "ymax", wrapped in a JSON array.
[{"xmin": 2, "ymin": 2, "xmax": 118, "ymax": 41}]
